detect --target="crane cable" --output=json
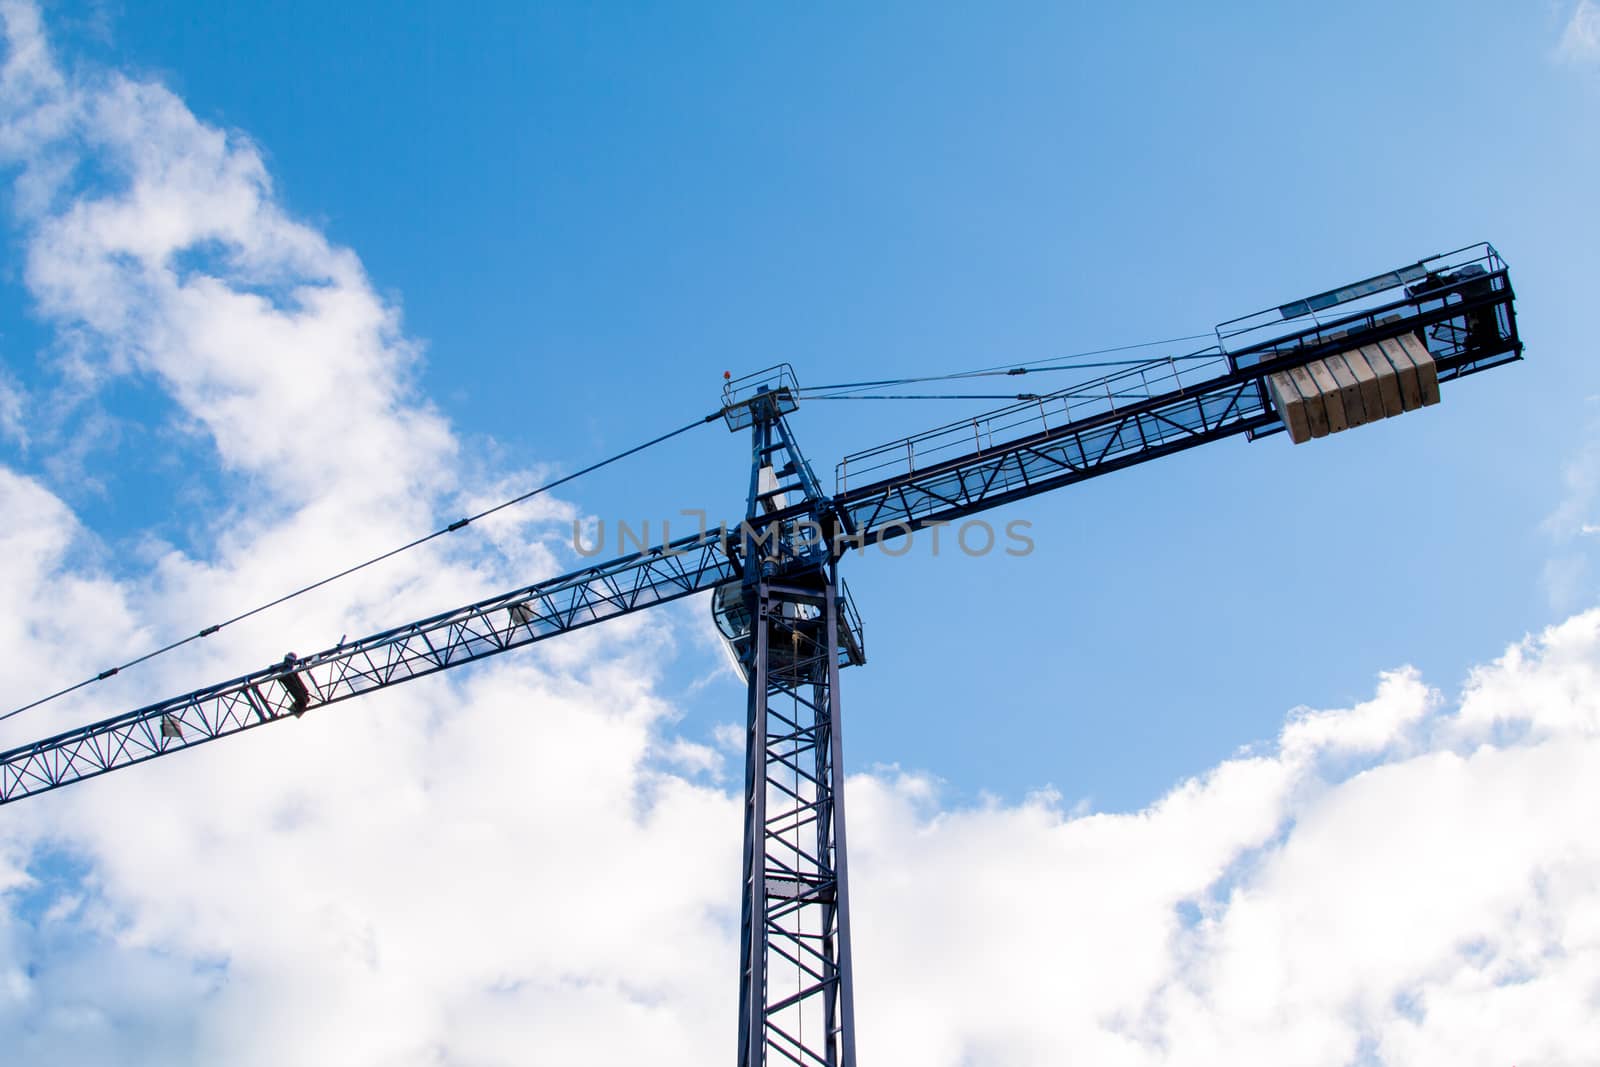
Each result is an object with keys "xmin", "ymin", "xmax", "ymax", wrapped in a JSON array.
[
  {"xmin": 1, "ymin": 332, "xmax": 1219, "ymax": 725},
  {"xmin": 794, "ymin": 332, "xmax": 1217, "ymax": 397},
  {"xmin": 798, "ymin": 380, "xmax": 1199, "ymax": 402},
  {"xmin": 0, "ymin": 410, "xmax": 721, "ymax": 728}
]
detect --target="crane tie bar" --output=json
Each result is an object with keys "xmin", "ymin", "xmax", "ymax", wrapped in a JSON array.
[{"xmin": 0, "ymin": 410, "xmax": 721, "ymax": 728}]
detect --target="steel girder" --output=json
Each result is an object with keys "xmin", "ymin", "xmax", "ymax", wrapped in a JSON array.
[
  {"xmin": 834, "ymin": 378, "xmax": 1272, "ymax": 543},
  {"xmin": 737, "ymin": 573, "xmax": 856, "ymax": 1067},
  {"xmin": 831, "ymin": 262, "xmax": 1521, "ymax": 546},
  {"xmin": 0, "ymin": 530, "xmax": 737, "ymax": 805}
]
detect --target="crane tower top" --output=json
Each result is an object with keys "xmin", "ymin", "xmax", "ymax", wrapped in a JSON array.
[{"xmin": 721, "ymin": 364, "xmax": 800, "ymax": 431}]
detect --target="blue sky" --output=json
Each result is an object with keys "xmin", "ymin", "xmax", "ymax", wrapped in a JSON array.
[
  {"xmin": 22, "ymin": 0, "xmax": 1590, "ymax": 808},
  {"xmin": 2, "ymin": 2, "xmax": 1600, "ymax": 1063}
]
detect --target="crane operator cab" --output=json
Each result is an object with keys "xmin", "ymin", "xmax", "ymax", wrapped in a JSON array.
[
  {"xmin": 712, "ymin": 580, "xmax": 866, "ymax": 684},
  {"xmin": 711, "ymin": 581, "xmax": 758, "ymax": 677},
  {"xmin": 713, "ymin": 582, "xmax": 799, "ymax": 681}
]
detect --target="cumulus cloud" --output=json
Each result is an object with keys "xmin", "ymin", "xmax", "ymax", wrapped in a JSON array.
[
  {"xmin": 849, "ymin": 621, "xmax": 1600, "ymax": 1064},
  {"xmin": 2, "ymin": 4, "xmax": 1598, "ymax": 1065},
  {"xmin": 0, "ymin": 2, "xmax": 737, "ymax": 1062}
]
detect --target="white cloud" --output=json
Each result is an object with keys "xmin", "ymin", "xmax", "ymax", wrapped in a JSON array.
[
  {"xmin": 0, "ymin": 2, "xmax": 737, "ymax": 1061},
  {"xmin": 1560, "ymin": 0, "xmax": 1600, "ymax": 64},
  {"xmin": 1278, "ymin": 667, "xmax": 1432, "ymax": 759},
  {"xmin": 2, "ymin": 4, "xmax": 1599, "ymax": 1065},
  {"xmin": 849, "ymin": 619, "xmax": 1600, "ymax": 1064}
]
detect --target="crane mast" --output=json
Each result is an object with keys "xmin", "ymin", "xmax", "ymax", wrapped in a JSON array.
[
  {"xmin": 0, "ymin": 243, "xmax": 1523, "ymax": 1066},
  {"xmin": 718, "ymin": 376, "xmax": 865, "ymax": 1067}
]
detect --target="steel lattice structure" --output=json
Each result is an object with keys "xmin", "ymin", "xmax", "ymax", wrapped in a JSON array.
[
  {"xmin": 0, "ymin": 243, "xmax": 1525, "ymax": 1065},
  {"xmin": 737, "ymin": 572, "xmax": 857, "ymax": 1066},
  {"xmin": 0, "ymin": 529, "xmax": 737, "ymax": 803},
  {"xmin": 720, "ymin": 386, "xmax": 866, "ymax": 1065}
]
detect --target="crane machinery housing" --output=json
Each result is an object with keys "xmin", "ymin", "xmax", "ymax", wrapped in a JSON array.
[{"xmin": 0, "ymin": 242, "xmax": 1522, "ymax": 1067}]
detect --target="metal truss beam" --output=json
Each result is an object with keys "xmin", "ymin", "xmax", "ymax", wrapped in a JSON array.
[
  {"xmin": 834, "ymin": 266, "xmax": 1520, "ymax": 545},
  {"xmin": 837, "ymin": 379, "xmax": 1272, "ymax": 542},
  {"xmin": 0, "ymin": 530, "xmax": 737, "ymax": 805},
  {"xmin": 738, "ymin": 573, "xmax": 855, "ymax": 1067}
]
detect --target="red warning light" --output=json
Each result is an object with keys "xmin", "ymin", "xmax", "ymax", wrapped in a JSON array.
[{"xmin": 723, "ymin": 371, "xmax": 732, "ymax": 380}]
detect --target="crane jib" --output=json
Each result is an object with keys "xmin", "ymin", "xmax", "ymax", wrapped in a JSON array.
[{"xmin": 0, "ymin": 530, "xmax": 739, "ymax": 805}]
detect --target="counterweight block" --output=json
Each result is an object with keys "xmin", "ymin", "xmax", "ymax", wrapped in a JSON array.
[{"xmin": 1267, "ymin": 333, "xmax": 1440, "ymax": 444}]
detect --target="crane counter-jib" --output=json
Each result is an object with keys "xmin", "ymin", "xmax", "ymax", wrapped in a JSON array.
[{"xmin": 830, "ymin": 243, "xmax": 1519, "ymax": 545}]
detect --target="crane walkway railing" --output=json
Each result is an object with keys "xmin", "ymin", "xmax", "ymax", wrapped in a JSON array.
[
  {"xmin": 833, "ymin": 245, "xmax": 1519, "ymax": 545},
  {"xmin": 834, "ymin": 349, "xmax": 1233, "ymax": 496}
]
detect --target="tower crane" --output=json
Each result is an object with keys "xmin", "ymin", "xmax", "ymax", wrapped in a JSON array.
[{"xmin": 0, "ymin": 243, "xmax": 1522, "ymax": 1066}]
